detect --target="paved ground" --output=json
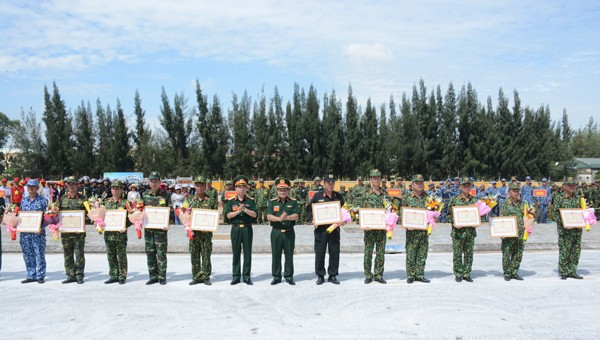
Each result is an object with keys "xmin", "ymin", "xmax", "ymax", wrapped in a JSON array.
[
  {"xmin": 2, "ymin": 221, "xmax": 600, "ymax": 254},
  {"xmin": 0, "ymin": 251, "xmax": 598, "ymax": 339}
]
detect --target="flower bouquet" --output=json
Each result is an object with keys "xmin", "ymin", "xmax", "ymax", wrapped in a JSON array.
[
  {"xmin": 327, "ymin": 205, "xmax": 352, "ymax": 234},
  {"xmin": 580, "ymin": 195, "xmax": 595, "ymax": 232},
  {"xmin": 425, "ymin": 194, "xmax": 444, "ymax": 235},
  {"xmin": 476, "ymin": 195, "xmax": 497, "ymax": 216},
  {"xmin": 522, "ymin": 203, "xmax": 536, "ymax": 242},
  {"xmin": 126, "ymin": 198, "xmax": 145, "ymax": 239},
  {"xmin": 383, "ymin": 198, "xmax": 399, "ymax": 240},
  {"xmin": 44, "ymin": 202, "xmax": 60, "ymax": 240},
  {"xmin": 85, "ymin": 194, "xmax": 107, "ymax": 234},
  {"xmin": 175, "ymin": 201, "xmax": 193, "ymax": 239},
  {"xmin": 4, "ymin": 204, "xmax": 19, "ymax": 241}
]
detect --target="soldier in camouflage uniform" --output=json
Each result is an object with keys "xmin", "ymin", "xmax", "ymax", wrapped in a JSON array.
[
  {"xmin": 402, "ymin": 174, "xmax": 431, "ymax": 284},
  {"xmin": 499, "ymin": 182, "xmax": 526, "ymax": 281},
  {"xmin": 59, "ymin": 176, "xmax": 88, "ymax": 284},
  {"xmin": 359, "ymin": 169, "xmax": 389, "ymax": 284},
  {"xmin": 143, "ymin": 171, "xmax": 171, "ymax": 285},
  {"xmin": 255, "ymin": 179, "xmax": 269, "ymax": 224},
  {"xmin": 311, "ymin": 177, "xmax": 324, "ymax": 192},
  {"xmin": 224, "ymin": 175, "xmax": 258, "ymax": 285},
  {"xmin": 267, "ymin": 178, "xmax": 301, "ymax": 285},
  {"xmin": 447, "ymin": 177, "xmax": 479, "ymax": 282},
  {"xmin": 349, "ymin": 176, "xmax": 366, "ymax": 206},
  {"xmin": 219, "ymin": 181, "xmax": 233, "ymax": 208},
  {"xmin": 206, "ymin": 179, "xmax": 218, "ymax": 205},
  {"xmin": 103, "ymin": 180, "xmax": 128, "ymax": 284},
  {"xmin": 553, "ymin": 177, "xmax": 584, "ymax": 280},
  {"xmin": 187, "ymin": 176, "xmax": 217, "ymax": 285}
]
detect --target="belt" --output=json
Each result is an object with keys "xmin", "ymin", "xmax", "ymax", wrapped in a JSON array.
[
  {"xmin": 273, "ymin": 228, "xmax": 293, "ymax": 233},
  {"xmin": 232, "ymin": 224, "xmax": 251, "ymax": 228}
]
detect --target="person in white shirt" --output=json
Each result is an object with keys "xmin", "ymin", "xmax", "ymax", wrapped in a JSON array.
[
  {"xmin": 171, "ymin": 185, "xmax": 185, "ymax": 225},
  {"xmin": 127, "ymin": 183, "xmax": 141, "ymax": 201}
]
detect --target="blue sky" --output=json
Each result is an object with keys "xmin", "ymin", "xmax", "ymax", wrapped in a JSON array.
[{"xmin": 1, "ymin": 0, "xmax": 599, "ymax": 130}]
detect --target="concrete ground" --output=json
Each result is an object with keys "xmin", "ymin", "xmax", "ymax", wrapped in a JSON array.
[{"xmin": 1, "ymin": 250, "xmax": 599, "ymax": 339}]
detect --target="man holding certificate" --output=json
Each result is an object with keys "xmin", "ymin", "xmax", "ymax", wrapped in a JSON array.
[
  {"xmin": 142, "ymin": 172, "xmax": 171, "ymax": 285},
  {"xmin": 59, "ymin": 176, "xmax": 88, "ymax": 284},
  {"xmin": 186, "ymin": 176, "xmax": 217, "ymax": 286},
  {"xmin": 18, "ymin": 179, "xmax": 48, "ymax": 284},
  {"xmin": 224, "ymin": 175, "xmax": 257, "ymax": 285},
  {"xmin": 307, "ymin": 174, "xmax": 345, "ymax": 285},
  {"xmin": 447, "ymin": 177, "xmax": 478, "ymax": 283},
  {"xmin": 103, "ymin": 180, "xmax": 128, "ymax": 285},
  {"xmin": 267, "ymin": 178, "xmax": 301, "ymax": 285},
  {"xmin": 499, "ymin": 183, "xmax": 526, "ymax": 281},
  {"xmin": 553, "ymin": 177, "xmax": 583, "ymax": 280},
  {"xmin": 359, "ymin": 169, "xmax": 389, "ymax": 284},
  {"xmin": 401, "ymin": 174, "xmax": 431, "ymax": 284}
]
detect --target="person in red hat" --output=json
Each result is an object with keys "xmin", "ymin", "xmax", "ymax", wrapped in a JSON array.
[
  {"xmin": 0, "ymin": 178, "xmax": 11, "ymax": 204},
  {"xmin": 11, "ymin": 179, "xmax": 23, "ymax": 205}
]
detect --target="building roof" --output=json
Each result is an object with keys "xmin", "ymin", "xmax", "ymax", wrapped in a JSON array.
[{"xmin": 574, "ymin": 158, "xmax": 600, "ymax": 169}]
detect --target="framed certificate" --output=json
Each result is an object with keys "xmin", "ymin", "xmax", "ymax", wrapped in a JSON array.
[
  {"xmin": 489, "ymin": 216, "xmax": 518, "ymax": 238},
  {"xmin": 452, "ymin": 206, "xmax": 481, "ymax": 228},
  {"xmin": 533, "ymin": 189, "xmax": 547, "ymax": 197},
  {"xmin": 559, "ymin": 209, "xmax": 586, "ymax": 229},
  {"xmin": 59, "ymin": 210, "xmax": 86, "ymax": 233},
  {"xmin": 387, "ymin": 189, "xmax": 402, "ymax": 198},
  {"xmin": 311, "ymin": 201, "xmax": 341, "ymax": 225},
  {"xmin": 16, "ymin": 211, "xmax": 43, "ymax": 233},
  {"xmin": 103, "ymin": 210, "xmax": 128, "ymax": 232},
  {"xmin": 190, "ymin": 209, "xmax": 219, "ymax": 232},
  {"xmin": 359, "ymin": 208, "xmax": 387, "ymax": 230},
  {"xmin": 143, "ymin": 207, "xmax": 170, "ymax": 229},
  {"xmin": 401, "ymin": 207, "xmax": 428, "ymax": 230}
]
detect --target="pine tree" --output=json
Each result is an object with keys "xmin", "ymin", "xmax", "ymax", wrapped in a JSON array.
[
  {"xmin": 112, "ymin": 99, "xmax": 133, "ymax": 171},
  {"xmin": 321, "ymin": 90, "xmax": 343, "ymax": 176},
  {"xmin": 72, "ymin": 101, "xmax": 95, "ymax": 176},
  {"xmin": 343, "ymin": 85, "xmax": 361, "ymax": 178},
  {"xmin": 42, "ymin": 83, "xmax": 73, "ymax": 177},
  {"xmin": 10, "ymin": 109, "xmax": 46, "ymax": 177},
  {"xmin": 303, "ymin": 85, "xmax": 321, "ymax": 177},
  {"xmin": 133, "ymin": 90, "xmax": 153, "ymax": 174}
]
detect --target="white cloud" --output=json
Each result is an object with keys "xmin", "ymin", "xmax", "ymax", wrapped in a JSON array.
[{"xmin": 343, "ymin": 43, "xmax": 393, "ymax": 61}]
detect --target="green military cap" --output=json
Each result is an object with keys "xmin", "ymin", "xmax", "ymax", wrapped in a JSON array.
[
  {"xmin": 340, "ymin": 185, "xmax": 346, "ymax": 189},
  {"xmin": 225, "ymin": 180, "xmax": 233, "ymax": 186},
  {"xmin": 390, "ymin": 175, "xmax": 396, "ymax": 180},
  {"xmin": 233, "ymin": 175, "xmax": 249, "ymax": 187},
  {"xmin": 563, "ymin": 177, "xmax": 577, "ymax": 185},
  {"xmin": 314, "ymin": 176, "xmax": 322, "ymax": 181},
  {"xmin": 369, "ymin": 169, "xmax": 382, "ymax": 178},
  {"xmin": 460, "ymin": 177, "xmax": 472, "ymax": 185},
  {"xmin": 357, "ymin": 176, "xmax": 364, "ymax": 181},
  {"xmin": 299, "ymin": 179, "xmax": 305, "ymax": 183},
  {"xmin": 259, "ymin": 178, "xmax": 264, "ymax": 183},
  {"xmin": 508, "ymin": 182, "xmax": 520, "ymax": 190},
  {"xmin": 249, "ymin": 180, "xmax": 255, "ymax": 186},
  {"xmin": 411, "ymin": 174, "xmax": 424, "ymax": 182},
  {"xmin": 148, "ymin": 171, "xmax": 161, "ymax": 180},
  {"xmin": 193, "ymin": 176, "xmax": 208, "ymax": 184},
  {"xmin": 275, "ymin": 177, "xmax": 291, "ymax": 188},
  {"xmin": 65, "ymin": 175, "xmax": 78, "ymax": 184},
  {"xmin": 293, "ymin": 178, "xmax": 300, "ymax": 183},
  {"xmin": 111, "ymin": 179, "xmax": 124, "ymax": 187}
]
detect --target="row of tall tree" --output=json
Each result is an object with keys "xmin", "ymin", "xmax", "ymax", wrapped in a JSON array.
[{"xmin": 3, "ymin": 80, "xmax": 599, "ymax": 181}]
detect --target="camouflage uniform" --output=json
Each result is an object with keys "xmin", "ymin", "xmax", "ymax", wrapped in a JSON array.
[
  {"xmin": 401, "ymin": 187, "xmax": 429, "ymax": 281},
  {"xmin": 499, "ymin": 192, "xmax": 526, "ymax": 278},
  {"xmin": 255, "ymin": 183, "xmax": 269, "ymax": 224},
  {"xmin": 447, "ymin": 179, "xmax": 478, "ymax": 280},
  {"xmin": 267, "ymin": 178, "xmax": 301, "ymax": 282},
  {"xmin": 359, "ymin": 171, "xmax": 388, "ymax": 281},
  {"xmin": 59, "ymin": 188, "xmax": 87, "ymax": 282},
  {"xmin": 142, "ymin": 186, "xmax": 170, "ymax": 282},
  {"xmin": 185, "ymin": 181, "xmax": 217, "ymax": 283},
  {"xmin": 552, "ymin": 178, "xmax": 582, "ymax": 278},
  {"xmin": 223, "ymin": 176, "xmax": 257, "ymax": 282},
  {"xmin": 103, "ymin": 195, "xmax": 128, "ymax": 282}
]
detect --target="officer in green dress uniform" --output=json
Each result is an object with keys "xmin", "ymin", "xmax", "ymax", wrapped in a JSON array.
[
  {"xmin": 447, "ymin": 177, "xmax": 479, "ymax": 282},
  {"xmin": 59, "ymin": 175, "xmax": 87, "ymax": 284},
  {"xmin": 224, "ymin": 175, "xmax": 258, "ymax": 285},
  {"xmin": 499, "ymin": 182, "xmax": 526, "ymax": 281},
  {"xmin": 359, "ymin": 169, "xmax": 389, "ymax": 284},
  {"xmin": 402, "ymin": 174, "xmax": 431, "ymax": 283},
  {"xmin": 267, "ymin": 178, "xmax": 301, "ymax": 285},
  {"xmin": 142, "ymin": 171, "xmax": 170, "ymax": 285},
  {"xmin": 103, "ymin": 180, "xmax": 128, "ymax": 284},
  {"xmin": 186, "ymin": 176, "xmax": 217, "ymax": 285},
  {"xmin": 553, "ymin": 177, "xmax": 584, "ymax": 280}
]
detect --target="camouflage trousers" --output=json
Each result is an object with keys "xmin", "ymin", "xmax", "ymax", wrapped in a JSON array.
[
  {"xmin": 501, "ymin": 237, "xmax": 524, "ymax": 276},
  {"xmin": 558, "ymin": 229, "xmax": 582, "ymax": 276},
  {"xmin": 257, "ymin": 207, "xmax": 267, "ymax": 224},
  {"xmin": 20, "ymin": 231, "xmax": 47, "ymax": 280},
  {"xmin": 190, "ymin": 231, "xmax": 213, "ymax": 281},
  {"xmin": 452, "ymin": 229, "xmax": 476, "ymax": 277},
  {"xmin": 405, "ymin": 229, "xmax": 429, "ymax": 279},
  {"xmin": 104, "ymin": 232, "xmax": 128, "ymax": 280},
  {"xmin": 364, "ymin": 230, "xmax": 386, "ymax": 279},
  {"xmin": 144, "ymin": 229, "xmax": 168, "ymax": 280},
  {"xmin": 62, "ymin": 233, "xmax": 86, "ymax": 279}
]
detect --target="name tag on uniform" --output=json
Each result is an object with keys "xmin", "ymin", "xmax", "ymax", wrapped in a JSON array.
[
  {"xmin": 287, "ymin": 205, "xmax": 293, "ymax": 208},
  {"xmin": 318, "ymin": 199, "xmax": 324, "ymax": 202},
  {"xmin": 274, "ymin": 206, "xmax": 280, "ymax": 212},
  {"xmin": 233, "ymin": 206, "xmax": 239, "ymax": 211}
]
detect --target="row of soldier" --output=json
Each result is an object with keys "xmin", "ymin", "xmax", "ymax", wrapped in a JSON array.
[{"xmin": 2, "ymin": 170, "xmax": 589, "ymax": 286}]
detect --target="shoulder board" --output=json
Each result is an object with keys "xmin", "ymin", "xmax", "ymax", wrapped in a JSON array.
[
  {"xmin": 247, "ymin": 197, "xmax": 255, "ymax": 200},
  {"xmin": 270, "ymin": 198, "xmax": 278, "ymax": 201},
  {"xmin": 227, "ymin": 196, "xmax": 237, "ymax": 201},
  {"xmin": 289, "ymin": 197, "xmax": 297, "ymax": 201}
]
